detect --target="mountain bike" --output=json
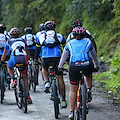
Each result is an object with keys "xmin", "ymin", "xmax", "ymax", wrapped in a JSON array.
[
  {"xmin": 14, "ymin": 63, "xmax": 27, "ymax": 113},
  {"xmin": 0, "ymin": 62, "xmax": 6, "ymax": 104},
  {"xmin": 28, "ymin": 58, "xmax": 37, "ymax": 92},
  {"xmin": 48, "ymin": 63, "xmax": 68, "ymax": 119},
  {"xmin": 75, "ymin": 71, "xmax": 89, "ymax": 120}
]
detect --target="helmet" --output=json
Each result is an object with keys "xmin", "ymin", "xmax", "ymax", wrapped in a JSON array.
[
  {"xmin": 44, "ymin": 21, "xmax": 56, "ymax": 30},
  {"xmin": 10, "ymin": 28, "xmax": 20, "ymax": 36},
  {"xmin": 72, "ymin": 27, "xmax": 86, "ymax": 36},
  {"xmin": 0, "ymin": 24, "xmax": 6, "ymax": 33},
  {"xmin": 39, "ymin": 23, "xmax": 45, "ymax": 31},
  {"xmin": 72, "ymin": 20, "xmax": 83, "ymax": 28},
  {"xmin": 24, "ymin": 27, "xmax": 32, "ymax": 34}
]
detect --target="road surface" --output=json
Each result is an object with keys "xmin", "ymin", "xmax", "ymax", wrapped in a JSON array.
[{"xmin": 0, "ymin": 71, "xmax": 120, "ymax": 120}]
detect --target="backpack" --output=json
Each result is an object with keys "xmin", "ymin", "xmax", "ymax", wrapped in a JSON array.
[
  {"xmin": 11, "ymin": 39, "xmax": 26, "ymax": 56},
  {"xmin": 0, "ymin": 34, "xmax": 7, "ymax": 49},
  {"xmin": 43, "ymin": 31, "xmax": 60, "ymax": 48},
  {"xmin": 25, "ymin": 34, "xmax": 35, "ymax": 47}
]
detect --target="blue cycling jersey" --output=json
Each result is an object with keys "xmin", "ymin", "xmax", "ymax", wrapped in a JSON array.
[
  {"xmin": 36, "ymin": 30, "xmax": 66, "ymax": 58},
  {"xmin": 65, "ymin": 38, "xmax": 93, "ymax": 63}
]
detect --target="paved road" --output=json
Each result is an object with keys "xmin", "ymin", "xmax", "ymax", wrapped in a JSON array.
[{"xmin": 0, "ymin": 71, "xmax": 120, "ymax": 120}]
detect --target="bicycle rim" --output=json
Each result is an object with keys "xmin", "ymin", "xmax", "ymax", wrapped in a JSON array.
[
  {"xmin": 52, "ymin": 80, "xmax": 59, "ymax": 119},
  {"xmin": 20, "ymin": 79, "xmax": 27, "ymax": 113},
  {"xmin": 1, "ymin": 70, "xmax": 4, "ymax": 104},
  {"xmin": 81, "ymin": 82, "xmax": 87, "ymax": 120},
  {"xmin": 14, "ymin": 86, "xmax": 22, "ymax": 109},
  {"xmin": 32, "ymin": 69, "xmax": 36, "ymax": 92}
]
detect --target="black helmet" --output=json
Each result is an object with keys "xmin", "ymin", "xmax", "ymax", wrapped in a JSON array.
[
  {"xmin": 72, "ymin": 27, "xmax": 86, "ymax": 36},
  {"xmin": 39, "ymin": 23, "xmax": 45, "ymax": 31},
  {"xmin": 72, "ymin": 20, "xmax": 83, "ymax": 28},
  {"xmin": 44, "ymin": 21, "xmax": 56, "ymax": 30},
  {"xmin": 10, "ymin": 27, "xmax": 20, "ymax": 37},
  {"xmin": 0, "ymin": 24, "xmax": 6, "ymax": 33},
  {"xmin": 24, "ymin": 27, "xmax": 32, "ymax": 34}
]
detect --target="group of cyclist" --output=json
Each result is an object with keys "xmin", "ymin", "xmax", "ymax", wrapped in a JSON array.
[{"xmin": 0, "ymin": 19, "xmax": 99, "ymax": 119}]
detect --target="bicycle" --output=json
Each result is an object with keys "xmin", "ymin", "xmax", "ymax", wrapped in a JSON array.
[
  {"xmin": 14, "ymin": 63, "xmax": 27, "ymax": 113},
  {"xmin": 0, "ymin": 61, "xmax": 7, "ymax": 104},
  {"xmin": 48, "ymin": 63, "xmax": 68, "ymax": 119},
  {"xmin": 74, "ymin": 71, "xmax": 89, "ymax": 120},
  {"xmin": 28, "ymin": 58, "xmax": 37, "ymax": 92}
]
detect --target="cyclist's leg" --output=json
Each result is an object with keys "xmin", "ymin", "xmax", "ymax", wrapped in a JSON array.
[
  {"xmin": 68, "ymin": 64, "xmax": 81, "ymax": 119},
  {"xmin": 55, "ymin": 57, "xmax": 67, "ymax": 108},
  {"xmin": 7, "ymin": 56, "xmax": 17, "ymax": 88},
  {"xmin": 82, "ymin": 61, "xmax": 94, "ymax": 102},
  {"xmin": 42, "ymin": 58, "xmax": 50, "ymax": 93},
  {"xmin": 21, "ymin": 55, "xmax": 32, "ymax": 104}
]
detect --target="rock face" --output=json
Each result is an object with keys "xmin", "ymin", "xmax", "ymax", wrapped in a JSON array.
[{"xmin": 98, "ymin": 61, "xmax": 110, "ymax": 73}]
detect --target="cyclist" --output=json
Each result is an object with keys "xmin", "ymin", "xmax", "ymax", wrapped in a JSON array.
[
  {"xmin": 67, "ymin": 20, "xmax": 97, "ymax": 102},
  {"xmin": 67, "ymin": 20, "xmax": 97, "ymax": 52},
  {"xmin": 22, "ymin": 27, "xmax": 36, "ymax": 59},
  {"xmin": 34, "ymin": 21, "xmax": 67, "ymax": 108},
  {"xmin": 58, "ymin": 27, "xmax": 99, "ymax": 119},
  {"xmin": 35, "ymin": 23, "xmax": 46, "ymax": 84},
  {"xmin": 22, "ymin": 27, "xmax": 37, "ymax": 84},
  {"xmin": 1, "ymin": 28, "xmax": 32, "ymax": 104},
  {"xmin": 0, "ymin": 24, "xmax": 11, "ymax": 79}
]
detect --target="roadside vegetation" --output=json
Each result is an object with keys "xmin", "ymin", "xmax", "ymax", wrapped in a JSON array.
[{"xmin": 0, "ymin": 0, "xmax": 120, "ymax": 102}]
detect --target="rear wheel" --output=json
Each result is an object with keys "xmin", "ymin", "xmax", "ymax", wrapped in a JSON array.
[
  {"xmin": 32, "ymin": 68, "xmax": 36, "ymax": 92},
  {"xmin": 14, "ymin": 78, "xmax": 22, "ymax": 109},
  {"xmin": 80, "ymin": 82, "xmax": 87, "ymax": 120},
  {"xmin": 52, "ymin": 80, "xmax": 59, "ymax": 119},
  {"xmin": 0, "ymin": 70, "xmax": 4, "ymax": 104},
  {"xmin": 20, "ymin": 78, "xmax": 27, "ymax": 113}
]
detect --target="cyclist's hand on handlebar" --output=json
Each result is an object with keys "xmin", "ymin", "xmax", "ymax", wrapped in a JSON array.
[{"xmin": 58, "ymin": 66, "xmax": 63, "ymax": 72}]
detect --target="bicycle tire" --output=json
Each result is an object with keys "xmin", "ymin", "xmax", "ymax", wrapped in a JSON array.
[
  {"xmin": 80, "ymin": 82, "xmax": 87, "ymax": 120},
  {"xmin": 20, "ymin": 78, "xmax": 27, "ymax": 113},
  {"xmin": 75, "ymin": 90, "xmax": 80, "ymax": 120},
  {"xmin": 0, "ymin": 70, "xmax": 4, "ymax": 104},
  {"xmin": 52, "ymin": 80, "xmax": 59, "ymax": 119},
  {"xmin": 32, "ymin": 67, "xmax": 36, "ymax": 92},
  {"xmin": 14, "ymin": 78, "xmax": 22, "ymax": 109}
]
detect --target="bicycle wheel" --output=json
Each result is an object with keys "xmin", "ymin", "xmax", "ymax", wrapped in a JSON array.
[
  {"xmin": 14, "ymin": 78, "xmax": 22, "ymax": 109},
  {"xmin": 32, "ymin": 67, "xmax": 36, "ymax": 92},
  {"xmin": 20, "ymin": 78, "xmax": 27, "ymax": 113},
  {"xmin": 75, "ymin": 90, "xmax": 80, "ymax": 120},
  {"xmin": 52, "ymin": 80, "xmax": 59, "ymax": 119},
  {"xmin": 80, "ymin": 82, "xmax": 87, "ymax": 120},
  {"xmin": 0, "ymin": 70, "xmax": 4, "ymax": 104}
]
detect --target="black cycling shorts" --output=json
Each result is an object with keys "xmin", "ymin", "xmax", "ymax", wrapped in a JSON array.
[
  {"xmin": 42, "ymin": 57, "xmax": 63, "ymax": 75},
  {"xmin": 29, "ymin": 49, "xmax": 35, "ymax": 58},
  {"xmin": 69, "ymin": 61, "xmax": 94, "ymax": 85}
]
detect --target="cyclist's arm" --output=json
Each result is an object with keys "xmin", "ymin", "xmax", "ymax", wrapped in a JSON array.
[
  {"xmin": 89, "ymin": 48, "xmax": 98, "ymax": 68},
  {"xmin": 1, "ymin": 43, "xmax": 9, "ymax": 61},
  {"xmin": 58, "ymin": 48, "xmax": 70, "ymax": 68},
  {"xmin": 91, "ymin": 40, "xmax": 97, "ymax": 53}
]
